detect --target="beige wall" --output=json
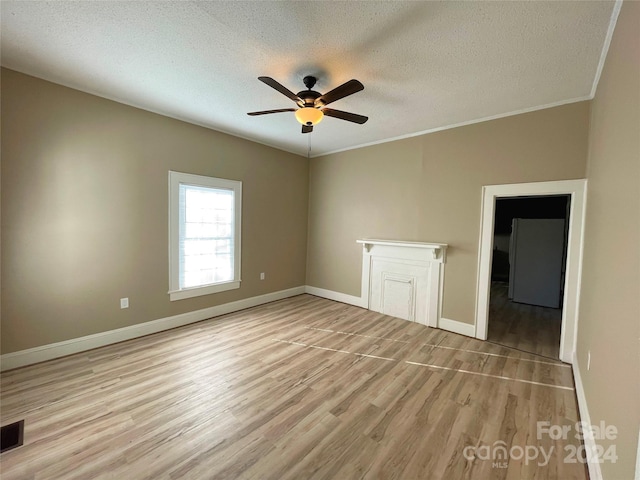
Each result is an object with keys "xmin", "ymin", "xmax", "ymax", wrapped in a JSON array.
[
  {"xmin": 1, "ymin": 68, "xmax": 309, "ymax": 353},
  {"xmin": 576, "ymin": 1, "xmax": 640, "ymax": 478},
  {"xmin": 307, "ymin": 102, "xmax": 589, "ymax": 324}
]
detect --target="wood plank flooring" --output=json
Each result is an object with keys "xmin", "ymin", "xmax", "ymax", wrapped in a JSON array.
[
  {"xmin": 487, "ymin": 282, "xmax": 563, "ymax": 359},
  {"xmin": 1, "ymin": 295, "xmax": 586, "ymax": 479}
]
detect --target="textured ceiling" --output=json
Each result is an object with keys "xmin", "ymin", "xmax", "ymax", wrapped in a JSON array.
[{"xmin": 1, "ymin": 1, "xmax": 618, "ymax": 157}]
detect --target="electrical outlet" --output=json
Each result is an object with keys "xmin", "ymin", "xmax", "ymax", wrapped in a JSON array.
[
  {"xmin": 260, "ymin": 272, "xmax": 265, "ymax": 280},
  {"xmin": 120, "ymin": 298, "xmax": 129, "ymax": 309},
  {"xmin": 587, "ymin": 351, "xmax": 591, "ymax": 371}
]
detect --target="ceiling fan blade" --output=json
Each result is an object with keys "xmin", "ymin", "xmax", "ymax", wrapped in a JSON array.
[
  {"xmin": 258, "ymin": 77, "xmax": 302, "ymax": 103},
  {"xmin": 302, "ymin": 125, "xmax": 313, "ymax": 134},
  {"xmin": 322, "ymin": 108, "xmax": 368, "ymax": 124},
  {"xmin": 315, "ymin": 79, "xmax": 364, "ymax": 107},
  {"xmin": 247, "ymin": 108, "xmax": 296, "ymax": 116}
]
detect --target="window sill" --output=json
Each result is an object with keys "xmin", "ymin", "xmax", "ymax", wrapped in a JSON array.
[{"xmin": 169, "ymin": 280, "xmax": 240, "ymax": 301}]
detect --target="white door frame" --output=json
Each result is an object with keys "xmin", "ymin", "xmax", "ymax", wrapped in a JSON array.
[{"xmin": 475, "ymin": 179, "xmax": 587, "ymax": 363}]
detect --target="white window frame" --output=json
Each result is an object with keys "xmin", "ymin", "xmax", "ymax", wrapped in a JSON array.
[{"xmin": 168, "ymin": 171, "xmax": 242, "ymax": 301}]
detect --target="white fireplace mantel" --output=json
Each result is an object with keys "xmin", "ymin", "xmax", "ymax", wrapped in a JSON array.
[
  {"xmin": 358, "ymin": 239, "xmax": 448, "ymax": 327},
  {"xmin": 357, "ymin": 239, "xmax": 448, "ymax": 261}
]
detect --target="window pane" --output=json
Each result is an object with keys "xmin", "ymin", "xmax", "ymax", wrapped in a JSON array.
[{"xmin": 178, "ymin": 183, "xmax": 235, "ymax": 289}]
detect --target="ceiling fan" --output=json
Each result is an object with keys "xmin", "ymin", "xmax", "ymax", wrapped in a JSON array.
[{"xmin": 247, "ymin": 75, "xmax": 368, "ymax": 134}]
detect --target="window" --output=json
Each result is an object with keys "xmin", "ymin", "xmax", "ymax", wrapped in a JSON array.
[{"xmin": 169, "ymin": 171, "xmax": 241, "ymax": 301}]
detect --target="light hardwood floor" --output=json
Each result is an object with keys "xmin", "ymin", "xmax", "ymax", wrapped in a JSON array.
[
  {"xmin": 1, "ymin": 295, "xmax": 586, "ymax": 479},
  {"xmin": 487, "ymin": 282, "xmax": 563, "ymax": 359}
]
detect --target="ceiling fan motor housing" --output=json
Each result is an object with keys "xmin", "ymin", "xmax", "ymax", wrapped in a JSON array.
[
  {"xmin": 297, "ymin": 91, "xmax": 322, "ymax": 107},
  {"xmin": 297, "ymin": 76, "xmax": 323, "ymax": 108}
]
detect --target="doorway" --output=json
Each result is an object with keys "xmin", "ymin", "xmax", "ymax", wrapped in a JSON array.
[
  {"xmin": 475, "ymin": 180, "xmax": 587, "ymax": 364},
  {"xmin": 487, "ymin": 195, "xmax": 569, "ymax": 359}
]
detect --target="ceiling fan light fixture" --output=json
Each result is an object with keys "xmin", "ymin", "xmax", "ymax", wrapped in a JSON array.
[{"xmin": 295, "ymin": 107, "xmax": 323, "ymax": 126}]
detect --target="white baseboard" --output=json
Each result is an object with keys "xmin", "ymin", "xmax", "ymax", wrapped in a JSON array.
[
  {"xmin": 438, "ymin": 317, "xmax": 475, "ymax": 337},
  {"xmin": 304, "ymin": 287, "xmax": 476, "ymax": 340},
  {"xmin": 572, "ymin": 351, "xmax": 603, "ymax": 480},
  {"xmin": 304, "ymin": 285, "xmax": 367, "ymax": 308},
  {"xmin": 0, "ymin": 286, "xmax": 305, "ymax": 372}
]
